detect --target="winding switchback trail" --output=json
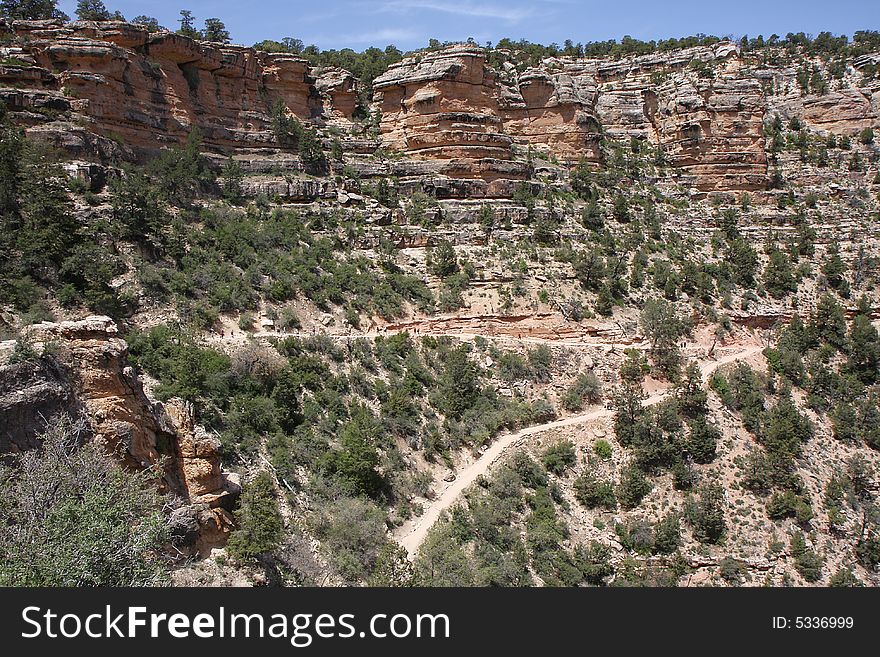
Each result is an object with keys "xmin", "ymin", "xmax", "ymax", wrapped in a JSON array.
[{"xmin": 395, "ymin": 344, "xmax": 763, "ymax": 558}]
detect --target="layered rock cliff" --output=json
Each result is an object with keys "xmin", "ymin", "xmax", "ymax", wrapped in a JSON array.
[
  {"xmin": 0, "ymin": 18, "xmax": 351, "ymax": 155},
  {"xmin": 372, "ymin": 43, "xmax": 776, "ymax": 192},
  {"xmin": 0, "ymin": 19, "xmax": 878, "ymax": 194}
]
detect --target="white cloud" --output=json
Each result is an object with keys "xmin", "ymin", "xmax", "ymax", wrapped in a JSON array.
[
  {"xmin": 307, "ymin": 27, "xmax": 422, "ymax": 45},
  {"xmin": 378, "ymin": 1, "xmax": 534, "ymax": 24}
]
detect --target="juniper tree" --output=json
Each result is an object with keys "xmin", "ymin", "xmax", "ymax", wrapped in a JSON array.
[{"xmin": 227, "ymin": 471, "xmax": 283, "ymax": 561}]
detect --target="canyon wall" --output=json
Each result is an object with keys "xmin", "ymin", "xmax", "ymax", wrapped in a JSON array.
[
  {"xmin": 1, "ymin": 19, "xmax": 878, "ymax": 194},
  {"xmin": 372, "ymin": 45, "xmax": 602, "ymax": 184}
]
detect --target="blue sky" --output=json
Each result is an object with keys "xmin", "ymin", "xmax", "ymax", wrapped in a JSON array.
[{"xmin": 58, "ymin": 1, "xmax": 880, "ymax": 51}]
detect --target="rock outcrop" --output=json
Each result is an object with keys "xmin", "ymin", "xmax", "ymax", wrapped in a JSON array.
[
  {"xmin": 0, "ymin": 316, "xmax": 239, "ymax": 554},
  {"xmin": 769, "ymin": 88, "xmax": 877, "ymax": 135},
  {"xmin": 0, "ymin": 357, "xmax": 78, "ymax": 453}
]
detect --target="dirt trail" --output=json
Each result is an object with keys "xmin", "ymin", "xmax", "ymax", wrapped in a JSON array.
[
  {"xmin": 207, "ymin": 311, "xmax": 640, "ymax": 349},
  {"xmin": 212, "ymin": 326, "xmax": 641, "ymax": 351},
  {"xmin": 395, "ymin": 344, "xmax": 764, "ymax": 558}
]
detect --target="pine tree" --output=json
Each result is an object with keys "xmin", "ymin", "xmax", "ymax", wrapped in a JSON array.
[
  {"xmin": 677, "ymin": 361, "xmax": 708, "ymax": 417},
  {"xmin": 75, "ymin": 0, "xmax": 112, "ymax": 21},
  {"xmin": 617, "ymin": 464, "xmax": 652, "ymax": 509},
  {"xmin": 435, "ymin": 345, "xmax": 479, "ymax": 418},
  {"xmin": 847, "ymin": 312, "xmax": 879, "ymax": 384},
  {"xmin": 177, "ymin": 9, "xmax": 199, "ymax": 38},
  {"xmin": 427, "ymin": 240, "xmax": 458, "ymax": 278},
  {"xmin": 322, "ymin": 408, "xmax": 384, "ymax": 498},
  {"xmin": 640, "ymin": 298, "xmax": 688, "ymax": 378},
  {"xmin": 202, "ymin": 17, "xmax": 230, "ymax": 44},
  {"xmin": 17, "ymin": 141, "xmax": 76, "ymax": 276},
  {"xmin": 687, "ymin": 483, "xmax": 726, "ymax": 544},
  {"xmin": 0, "ymin": 112, "xmax": 22, "ymax": 216},
  {"xmin": 763, "ymin": 247, "xmax": 797, "ymax": 298},
  {"xmin": 131, "ymin": 15, "xmax": 160, "ymax": 30},
  {"xmin": 822, "ymin": 240, "xmax": 850, "ymax": 297},
  {"xmin": 858, "ymin": 395, "xmax": 880, "ymax": 450},
  {"xmin": 812, "ymin": 293, "xmax": 848, "ymax": 350},
  {"xmin": 687, "ymin": 416, "xmax": 719, "ymax": 463}
]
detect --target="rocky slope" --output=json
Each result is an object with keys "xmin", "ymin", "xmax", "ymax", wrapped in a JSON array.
[{"xmin": 1, "ymin": 20, "xmax": 880, "ymax": 587}]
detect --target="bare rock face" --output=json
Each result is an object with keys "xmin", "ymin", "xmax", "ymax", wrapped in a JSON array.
[
  {"xmin": 654, "ymin": 75, "xmax": 768, "ymax": 192},
  {"xmin": 0, "ymin": 317, "xmax": 239, "ymax": 552},
  {"xmin": 373, "ymin": 43, "xmax": 768, "ymax": 191},
  {"xmin": 374, "ymin": 46, "xmax": 514, "ymax": 163},
  {"xmin": 4, "ymin": 22, "xmax": 877, "ymax": 195},
  {"xmin": 0, "ymin": 358, "xmax": 78, "ymax": 453},
  {"xmin": 0, "ymin": 19, "xmax": 354, "ymax": 156},
  {"xmin": 769, "ymin": 88, "xmax": 877, "ymax": 135},
  {"xmin": 373, "ymin": 46, "xmax": 602, "ymax": 162},
  {"xmin": 372, "ymin": 46, "xmax": 603, "ymax": 195},
  {"xmin": 315, "ymin": 67, "xmax": 361, "ymax": 121},
  {"xmin": 594, "ymin": 44, "xmax": 768, "ymax": 191},
  {"xmin": 499, "ymin": 62, "xmax": 603, "ymax": 163}
]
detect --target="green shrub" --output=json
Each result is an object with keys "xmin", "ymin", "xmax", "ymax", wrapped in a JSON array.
[
  {"xmin": 315, "ymin": 497, "xmax": 393, "ymax": 584},
  {"xmin": 542, "ymin": 440, "xmax": 577, "ymax": 475},
  {"xmin": 616, "ymin": 518, "xmax": 654, "ymax": 554},
  {"xmin": 766, "ymin": 490, "xmax": 814, "ymax": 523},
  {"xmin": 574, "ymin": 472, "xmax": 617, "ymax": 509},
  {"xmin": 617, "ymin": 465, "xmax": 652, "ymax": 509},
  {"xmin": 562, "ymin": 371, "xmax": 603, "ymax": 411},
  {"xmin": 652, "ymin": 513, "xmax": 682, "ymax": 554},
  {"xmin": 526, "ymin": 344, "xmax": 553, "ymax": 382},
  {"xmin": 0, "ymin": 416, "xmax": 169, "ymax": 586},
  {"xmin": 719, "ymin": 557, "xmax": 746, "ymax": 585},
  {"xmin": 686, "ymin": 483, "xmax": 726, "ymax": 544},
  {"xmin": 239, "ymin": 312, "xmax": 254, "ymax": 332},
  {"xmin": 319, "ymin": 407, "xmax": 385, "ymax": 498},
  {"xmin": 593, "ymin": 439, "xmax": 613, "ymax": 459},
  {"xmin": 829, "ymin": 567, "xmax": 862, "ymax": 587},
  {"xmin": 790, "ymin": 532, "xmax": 823, "ymax": 582},
  {"xmin": 414, "ymin": 523, "xmax": 475, "ymax": 586},
  {"xmin": 687, "ymin": 416, "xmax": 720, "ymax": 463}
]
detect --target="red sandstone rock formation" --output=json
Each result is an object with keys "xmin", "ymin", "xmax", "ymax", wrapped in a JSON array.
[
  {"xmin": 2, "ymin": 20, "xmax": 878, "ymax": 194},
  {"xmin": 10, "ymin": 316, "xmax": 238, "ymax": 510},
  {"xmin": 0, "ymin": 19, "xmax": 353, "ymax": 155},
  {"xmin": 373, "ymin": 43, "xmax": 769, "ymax": 191}
]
